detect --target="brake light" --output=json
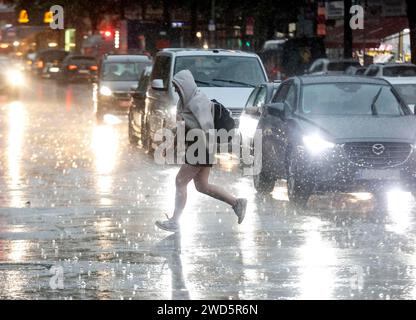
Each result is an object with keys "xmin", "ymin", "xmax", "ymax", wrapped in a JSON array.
[
  {"xmin": 90, "ymin": 65, "xmax": 98, "ymax": 71},
  {"xmin": 68, "ymin": 65, "xmax": 78, "ymax": 70},
  {"xmin": 37, "ymin": 61, "xmax": 44, "ymax": 69}
]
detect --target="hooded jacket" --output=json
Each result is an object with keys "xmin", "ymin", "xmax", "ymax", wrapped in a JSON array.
[{"xmin": 172, "ymin": 70, "xmax": 214, "ymax": 133}]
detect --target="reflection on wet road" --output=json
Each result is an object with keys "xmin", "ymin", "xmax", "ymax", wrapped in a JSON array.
[{"xmin": 1, "ymin": 79, "xmax": 416, "ymax": 299}]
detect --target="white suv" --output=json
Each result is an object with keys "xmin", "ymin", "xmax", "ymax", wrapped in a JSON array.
[{"xmin": 142, "ymin": 48, "xmax": 268, "ymax": 151}]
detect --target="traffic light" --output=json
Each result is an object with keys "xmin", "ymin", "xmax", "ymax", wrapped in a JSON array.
[{"xmin": 245, "ymin": 41, "xmax": 251, "ymax": 48}]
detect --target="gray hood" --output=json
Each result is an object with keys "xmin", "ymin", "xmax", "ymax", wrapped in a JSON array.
[
  {"xmin": 172, "ymin": 70, "xmax": 214, "ymax": 132},
  {"xmin": 294, "ymin": 115, "xmax": 416, "ymax": 144}
]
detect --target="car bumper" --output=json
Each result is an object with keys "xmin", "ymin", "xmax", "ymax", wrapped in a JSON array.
[
  {"xmin": 293, "ymin": 145, "xmax": 416, "ymax": 193},
  {"xmin": 98, "ymin": 96, "xmax": 131, "ymax": 114}
]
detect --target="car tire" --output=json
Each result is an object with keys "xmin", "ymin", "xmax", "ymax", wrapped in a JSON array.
[
  {"xmin": 253, "ymin": 137, "xmax": 277, "ymax": 194},
  {"xmin": 128, "ymin": 113, "xmax": 139, "ymax": 145},
  {"xmin": 286, "ymin": 151, "xmax": 312, "ymax": 209},
  {"xmin": 254, "ymin": 171, "xmax": 276, "ymax": 194},
  {"xmin": 143, "ymin": 121, "xmax": 153, "ymax": 153}
]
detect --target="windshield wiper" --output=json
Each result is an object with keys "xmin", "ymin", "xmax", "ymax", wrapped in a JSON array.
[
  {"xmin": 212, "ymin": 78, "xmax": 255, "ymax": 87},
  {"xmin": 194, "ymin": 80, "xmax": 220, "ymax": 87},
  {"xmin": 370, "ymin": 87, "xmax": 383, "ymax": 116}
]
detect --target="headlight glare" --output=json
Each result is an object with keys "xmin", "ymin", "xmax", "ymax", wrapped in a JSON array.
[
  {"xmin": 303, "ymin": 135, "xmax": 335, "ymax": 154},
  {"xmin": 7, "ymin": 70, "xmax": 24, "ymax": 85},
  {"xmin": 100, "ymin": 86, "xmax": 112, "ymax": 96}
]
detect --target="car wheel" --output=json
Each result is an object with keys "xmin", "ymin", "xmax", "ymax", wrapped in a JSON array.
[
  {"xmin": 254, "ymin": 171, "xmax": 276, "ymax": 194},
  {"xmin": 143, "ymin": 121, "xmax": 153, "ymax": 153},
  {"xmin": 253, "ymin": 137, "xmax": 276, "ymax": 194},
  {"xmin": 286, "ymin": 152, "xmax": 312, "ymax": 209},
  {"xmin": 128, "ymin": 113, "xmax": 139, "ymax": 145}
]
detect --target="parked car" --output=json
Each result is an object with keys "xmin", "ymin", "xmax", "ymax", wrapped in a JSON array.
[
  {"xmin": 364, "ymin": 63, "xmax": 416, "ymax": 78},
  {"xmin": 345, "ymin": 65, "xmax": 367, "ymax": 75},
  {"xmin": 93, "ymin": 54, "xmax": 152, "ymax": 121},
  {"xmin": 142, "ymin": 48, "xmax": 268, "ymax": 151},
  {"xmin": 254, "ymin": 75, "xmax": 416, "ymax": 208},
  {"xmin": 33, "ymin": 49, "xmax": 69, "ymax": 78},
  {"xmin": 239, "ymin": 81, "xmax": 280, "ymax": 158},
  {"xmin": 128, "ymin": 65, "xmax": 153, "ymax": 145},
  {"xmin": 308, "ymin": 58, "xmax": 362, "ymax": 75},
  {"xmin": 58, "ymin": 55, "xmax": 98, "ymax": 84},
  {"xmin": 385, "ymin": 77, "xmax": 416, "ymax": 110}
]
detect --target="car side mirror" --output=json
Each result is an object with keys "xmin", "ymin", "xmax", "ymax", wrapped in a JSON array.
[
  {"xmin": 266, "ymin": 102, "xmax": 289, "ymax": 119},
  {"xmin": 151, "ymin": 79, "xmax": 165, "ymax": 91},
  {"xmin": 245, "ymin": 106, "xmax": 260, "ymax": 115}
]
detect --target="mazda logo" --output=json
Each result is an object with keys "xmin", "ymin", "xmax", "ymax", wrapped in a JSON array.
[{"xmin": 372, "ymin": 144, "xmax": 385, "ymax": 156}]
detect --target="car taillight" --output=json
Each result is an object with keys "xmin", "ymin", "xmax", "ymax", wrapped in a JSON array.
[
  {"xmin": 68, "ymin": 65, "xmax": 78, "ymax": 70},
  {"xmin": 90, "ymin": 65, "xmax": 98, "ymax": 71},
  {"xmin": 37, "ymin": 61, "xmax": 44, "ymax": 68}
]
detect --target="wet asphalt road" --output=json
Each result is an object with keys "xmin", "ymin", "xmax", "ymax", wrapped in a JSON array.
[{"xmin": 1, "ymin": 78, "xmax": 416, "ymax": 300}]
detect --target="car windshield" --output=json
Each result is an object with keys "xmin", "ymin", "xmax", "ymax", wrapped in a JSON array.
[
  {"xmin": 383, "ymin": 66, "xmax": 416, "ymax": 77},
  {"xmin": 328, "ymin": 61, "xmax": 361, "ymax": 72},
  {"xmin": 174, "ymin": 56, "xmax": 266, "ymax": 87},
  {"xmin": 393, "ymin": 84, "xmax": 416, "ymax": 105},
  {"xmin": 102, "ymin": 62, "xmax": 150, "ymax": 81},
  {"xmin": 301, "ymin": 83, "xmax": 408, "ymax": 116}
]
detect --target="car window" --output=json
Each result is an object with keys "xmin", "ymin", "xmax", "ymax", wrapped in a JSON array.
[
  {"xmin": 383, "ymin": 66, "xmax": 416, "ymax": 77},
  {"xmin": 151, "ymin": 55, "xmax": 172, "ymax": 87},
  {"xmin": 393, "ymin": 84, "xmax": 416, "ymax": 105},
  {"xmin": 301, "ymin": 83, "xmax": 408, "ymax": 116},
  {"xmin": 174, "ymin": 56, "xmax": 266, "ymax": 87},
  {"xmin": 285, "ymin": 84, "xmax": 297, "ymax": 110},
  {"xmin": 254, "ymin": 87, "xmax": 267, "ymax": 107},
  {"xmin": 245, "ymin": 87, "xmax": 259, "ymax": 108},
  {"xmin": 101, "ymin": 62, "xmax": 150, "ymax": 81},
  {"xmin": 272, "ymin": 82, "xmax": 291, "ymax": 102},
  {"xmin": 366, "ymin": 66, "xmax": 379, "ymax": 77},
  {"xmin": 137, "ymin": 71, "xmax": 150, "ymax": 94}
]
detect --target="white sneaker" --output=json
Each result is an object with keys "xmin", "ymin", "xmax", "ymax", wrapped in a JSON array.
[{"xmin": 155, "ymin": 215, "xmax": 180, "ymax": 233}]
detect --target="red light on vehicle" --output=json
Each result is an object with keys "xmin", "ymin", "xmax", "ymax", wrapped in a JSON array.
[
  {"xmin": 90, "ymin": 65, "xmax": 98, "ymax": 71},
  {"xmin": 68, "ymin": 65, "xmax": 78, "ymax": 70},
  {"xmin": 37, "ymin": 61, "xmax": 44, "ymax": 69}
]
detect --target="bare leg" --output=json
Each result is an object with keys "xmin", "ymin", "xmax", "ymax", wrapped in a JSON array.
[
  {"xmin": 172, "ymin": 164, "xmax": 203, "ymax": 222},
  {"xmin": 193, "ymin": 167, "xmax": 237, "ymax": 206}
]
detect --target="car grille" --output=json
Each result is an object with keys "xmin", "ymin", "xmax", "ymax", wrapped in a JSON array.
[{"xmin": 344, "ymin": 142, "xmax": 412, "ymax": 168}]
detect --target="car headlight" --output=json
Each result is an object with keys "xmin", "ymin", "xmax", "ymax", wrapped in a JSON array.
[
  {"xmin": 239, "ymin": 115, "xmax": 258, "ymax": 139},
  {"xmin": 302, "ymin": 135, "xmax": 335, "ymax": 154},
  {"xmin": 100, "ymin": 86, "xmax": 112, "ymax": 96},
  {"xmin": 7, "ymin": 70, "xmax": 24, "ymax": 86}
]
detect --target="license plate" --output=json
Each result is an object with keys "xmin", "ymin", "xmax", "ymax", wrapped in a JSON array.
[
  {"xmin": 119, "ymin": 100, "xmax": 130, "ymax": 107},
  {"xmin": 79, "ymin": 70, "xmax": 89, "ymax": 74},
  {"xmin": 357, "ymin": 169, "xmax": 400, "ymax": 180}
]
